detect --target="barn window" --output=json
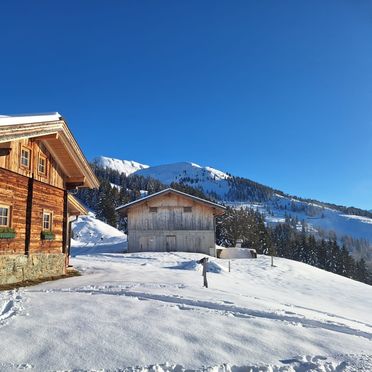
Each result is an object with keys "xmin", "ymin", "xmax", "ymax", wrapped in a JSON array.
[
  {"xmin": 42, "ymin": 211, "xmax": 53, "ymax": 231},
  {"xmin": 149, "ymin": 207, "xmax": 158, "ymax": 213},
  {"xmin": 0, "ymin": 205, "xmax": 10, "ymax": 227},
  {"xmin": 20, "ymin": 147, "xmax": 31, "ymax": 169},
  {"xmin": 38, "ymin": 154, "xmax": 47, "ymax": 176},
  {"xmin": 183, "ymin": 207, "xmax": 192, "ymax": 213}
]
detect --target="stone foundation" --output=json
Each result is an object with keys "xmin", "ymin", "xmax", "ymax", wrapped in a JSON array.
[{"xmin": 0, "ymin": 253, "xmax": 66, "ymax": 285}]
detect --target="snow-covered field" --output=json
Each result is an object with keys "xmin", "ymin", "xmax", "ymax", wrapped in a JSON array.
[{"xmin": 1, "ymin": 224, "xmax": 372, "ymax": 371}]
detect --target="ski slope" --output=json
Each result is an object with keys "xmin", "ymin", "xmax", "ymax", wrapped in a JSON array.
[{"xmin": 0, "ymin": 218, "xmax": 371, "ymax": 371}]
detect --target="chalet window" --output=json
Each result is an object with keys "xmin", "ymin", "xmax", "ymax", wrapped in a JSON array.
[
  {"xmin": 38, "ymin": 154, "xmax": 47, "ymax": 175},
  {"xmin": 149, "ymin": 207, "xmax": 158, "ymax": 213},
  {"xmin": 183, "ymin": 207, "xmax": 192, "ymax": 213},
  {"xmin": 42, "ymin": 211, "xmax": 53, "ymax": 231},
  {"xmin": 20, "ymin": 147, "xmax": 31, "ymax": 168},
  {"xmin": 0, "ymin": 205, "xmax": 10, "ymax": 227}
]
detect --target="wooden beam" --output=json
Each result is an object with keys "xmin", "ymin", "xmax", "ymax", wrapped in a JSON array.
[
  {"xmin": 37, "ymin": 133, "xmax": 59, "ymax": 141},
  {"xmin": 25, "ymin": 176, "xmax": 34, "ymax": 256},
  {"xmin": 0, "ymin": 141, "xmax": 11, "ymax": 148},
  {"xmin": 67, "ymin": 176, "xmax": 85, "ymax": 184},
  {"xmin": 62, "ymin": 191, "xmax": 68, "ymax": 255}
]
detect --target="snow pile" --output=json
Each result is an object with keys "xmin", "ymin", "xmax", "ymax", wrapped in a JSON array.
[
  {"xmin": 71, "ymin": 214, "xmax": 127, "ymax": 255},
  {"xmin": 169, "ymin": 259, "xmax": 225, "ymax": 273},
  {"xmin": 95, "ymin": 156, "xmax": 149, "ymax": 176}
]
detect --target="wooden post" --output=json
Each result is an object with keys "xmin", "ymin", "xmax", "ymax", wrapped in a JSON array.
[
  {"xmin": 25, "ymin": 176, "xmax": 34, "ymax": 256},
  {"xmin": 62, "ymin": 190, "xmax": 68, "ymax": 254},
  {"xmin": 202, "ymin": 258, "xmax": 208, "ymax": 288},
  {"xmin": 228, "ymin": 260, "xmax": 231, "ymax": 272},
  {"xmin": 271, "ymin": 255, "xmax": 274, "ymax": 267}
]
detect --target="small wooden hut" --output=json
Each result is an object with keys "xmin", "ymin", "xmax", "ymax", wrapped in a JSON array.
[{"xmin": 116, "ymin": 188, "xmax": 225, "ymax": 256}]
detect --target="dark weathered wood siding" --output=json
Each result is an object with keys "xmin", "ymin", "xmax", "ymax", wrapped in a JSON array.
[
  {"xmin": 0, "ymin": 138, "xmax": 65, "ymax": 189},
  {"xmin": 127, "ymin": 193, "xmax": 217, "ymax": 255}
]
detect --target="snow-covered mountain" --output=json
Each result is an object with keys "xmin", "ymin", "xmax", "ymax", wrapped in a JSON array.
[
  {"xmin": 135, "ymin": 161, "xmax": 231, "ymax": 197},
  {"xmin": 97, "ymin": 157, "xmax": 372, "ymax": 256},
  {"xmin": 94, "ymin": 156, "xmax": 149, "ymax": 176}
]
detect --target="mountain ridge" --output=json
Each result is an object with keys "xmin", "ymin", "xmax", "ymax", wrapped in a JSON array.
[{"xmin": 92, "ymin": 156, "xmax": 372, "ymax": 262}]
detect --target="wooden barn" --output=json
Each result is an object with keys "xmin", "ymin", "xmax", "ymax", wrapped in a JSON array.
[
  {"xmin": 116, "ymin": 188, "xmax": 225, "ymax": 256},
  {"xmin": 0, "ymin": 113, "xmax": 99, "ymax": 285}
]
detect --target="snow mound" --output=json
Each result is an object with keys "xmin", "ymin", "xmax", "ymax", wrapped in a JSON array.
[
  {"xmin": 95, "ymin": 156, "xmax": 149, "ymax": 176},
  {"xmin": 169, "ymin": 259, "xmax": 225, "ymax": 273},
  {"xmin": 71, "ymin": 215, "xmax": 127, "ymax": 255}
]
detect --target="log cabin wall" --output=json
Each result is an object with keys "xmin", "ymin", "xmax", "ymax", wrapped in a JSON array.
[
  {"xmin": 0, "ymin": 168, "xmax": 28, "ymax": 254},
  {"xmin": 127, "ymin": 194, "xmax": 217, "ymax": 255},
  {"xmin": 29, "ymin": 181, "xmax": 64, "ymax": 254},
  {"xmin": 0, "ymin": 138, "xmax": 67, "ymax": 284},
  {"xmin": 0, "ymin": 168, "xmax": 64, "ymax": 255},
  {"xmin": 0, "ymin": 138, "xmax": 65, "ymax": 189}
]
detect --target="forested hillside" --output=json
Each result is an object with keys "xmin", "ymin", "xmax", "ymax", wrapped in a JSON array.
[{"xmin": 76, "ymin": 163, "xmax": 371, "ymax": 285}]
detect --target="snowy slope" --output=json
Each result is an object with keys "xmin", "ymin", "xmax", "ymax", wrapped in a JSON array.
[
  {"xmin": 135, "ymin": 161, "xmax": 231, "ymax": 197},
  {"xmin": 0, "ymin": 246, "xmax": 371, "ymax": 371},
  {"xmin": 71, "ymin": 214, "xmax": 127, "ymax": 255},
  {"xmin": 95, "ymin": 156, "xmax": 149, "ymax": 176},
  {"xmin": 231, "ymin": 195, "xmax": 372, "ymax": 246}
]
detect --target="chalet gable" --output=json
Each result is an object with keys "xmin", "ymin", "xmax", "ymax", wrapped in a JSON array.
[
  {"xmin": 0, "ymin": 113, "xmax": 99, "ymax": 189},
  {"xmin": 116, "ymin": 188, "xmax": 226, "ymax": 216}
]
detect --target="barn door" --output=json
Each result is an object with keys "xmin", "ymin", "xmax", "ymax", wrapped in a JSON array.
[{"xmin": 166, "ymin": 235, "xmax": 176, "ymax": 252}]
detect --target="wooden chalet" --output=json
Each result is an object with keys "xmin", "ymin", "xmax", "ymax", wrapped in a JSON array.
[
  {"xmin": 0, "ymin": 113, "xmax": 99, "ymax": 285},
  {"xmin": 116, "ymin": 188, "xmax": 225, "ymax": 256}
]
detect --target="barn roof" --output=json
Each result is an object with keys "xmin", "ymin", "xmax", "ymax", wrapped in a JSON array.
[
  {"xmin": 0, "ymin": 112, "xmax": 99, "ymax": 189},
  {"xmin": 116, "ymin": 188, "xmax": 226, "ymax": 215}
]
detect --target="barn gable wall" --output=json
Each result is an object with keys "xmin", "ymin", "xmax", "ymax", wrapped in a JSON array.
[{"xmin": 127, "ymin": 193, "xmax": 217, "ymax": 255}]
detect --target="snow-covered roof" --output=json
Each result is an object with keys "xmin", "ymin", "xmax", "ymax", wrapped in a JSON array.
[
  {"xmin": 116, "ymin": 188, "xmax": 226, "ymax": 214},
  {"xmin": 0, "ymin": 112, "xmax": 62, "ymax": 126}
]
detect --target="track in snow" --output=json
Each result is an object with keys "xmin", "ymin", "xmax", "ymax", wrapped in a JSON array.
[
  {"xmin": 0, "ymin": 290, "xmax": 24, "ymax": 327},
  {"xmin": 32, "ymin": 285, "xmax": 372, "ymax": 342}
]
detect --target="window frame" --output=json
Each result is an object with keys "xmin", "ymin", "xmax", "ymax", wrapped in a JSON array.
[
  {"xmin": 149, "ymin": 207, "xmax": 158, "ymax": 213},
  {"xmin": 0, "ymin": 204, "xmax": 11, "ymax": 228},
  {"xmin": 42, "ymin": 210, "xmax": 53, "ymax": 231},
  {"xmin": 38, "ymin": 152, "xmax": 48, "ymax": 176},
  {"xmin": 20, "ymin": 145, "xmax": 31, "ymax": 170},
  {"xmin": 183, "ymin": 206, "xmax": 192, "ymax": 213}
]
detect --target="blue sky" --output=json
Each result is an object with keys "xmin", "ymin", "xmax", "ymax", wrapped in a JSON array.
[{"xmin": 1, "ymin": 1, "xmax": 372, "ymax": 209}]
